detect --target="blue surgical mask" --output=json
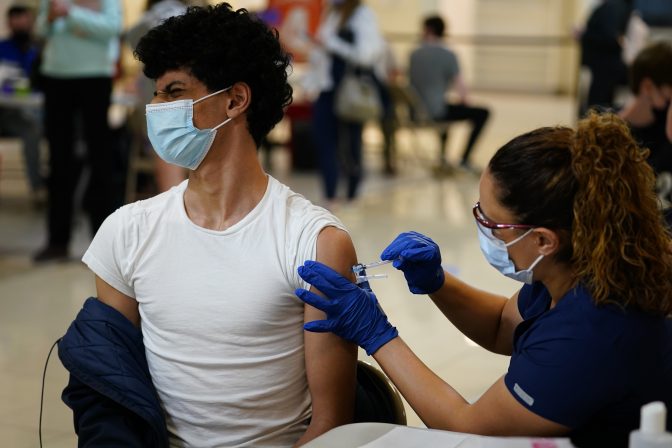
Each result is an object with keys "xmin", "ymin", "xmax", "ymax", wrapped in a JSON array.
[
  {"xmin": 476, "ymin": 222, "xmax": 544, "ymax": 284},
  {"xmin": 145, "ymin": 87, "xmax": 232, "ymax": 170}
]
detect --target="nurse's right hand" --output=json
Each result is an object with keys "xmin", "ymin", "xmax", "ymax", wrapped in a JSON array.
[{"xmin": 381, "ymin": 231, "xmax": 445, "ymax": 295}]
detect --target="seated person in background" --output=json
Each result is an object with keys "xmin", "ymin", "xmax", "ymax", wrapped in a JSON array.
[
  {"xmin": 619, "ymin": 41, "xmax": 672, "ymax": 206},
  {"xmin": 409, "ymin": 14, "xmax": 490, "ymax": 174},
  {"xmin": 58, "ymin": 4, "xmax": 357, "ymax": 446},
  {"xmin": 0, "ymin": 4, "xmax": 43, "ymax": 197}
]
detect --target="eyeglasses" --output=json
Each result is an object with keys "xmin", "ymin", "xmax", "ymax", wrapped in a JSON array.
[{"xmin": 472, "ymin": 201, "xmax": 535, "ymax": 230}]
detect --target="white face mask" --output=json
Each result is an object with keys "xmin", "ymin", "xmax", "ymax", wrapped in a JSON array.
[{"xmin": 476, "ymin": 222, "xmax": 544, "ymax": 284}]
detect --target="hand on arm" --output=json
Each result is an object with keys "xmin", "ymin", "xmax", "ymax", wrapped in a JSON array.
[{"xmin": 294, "ymin": 227, "xmax": 359, "ymax": 446}]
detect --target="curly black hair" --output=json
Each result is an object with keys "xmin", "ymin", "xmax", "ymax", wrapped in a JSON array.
[{"xmin": 134, "ymin": 3, "xmax": 293, "ymax": 147}]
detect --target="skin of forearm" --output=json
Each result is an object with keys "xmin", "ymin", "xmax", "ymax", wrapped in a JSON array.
[
  {"xmin": 373, "ymin": 337, "xmax": 470, "ymax": 430},
  {"xmin": 428, "ymin": 273, "xmax": 509, "ymax": 354}
]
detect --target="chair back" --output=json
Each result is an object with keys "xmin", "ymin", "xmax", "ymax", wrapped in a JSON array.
[
  {"xmin": 389, "ymin": 83, "xmax": 436, "ymax": 126},
  {"xmin": 354, "ymin": 360, "xmax": 407, "ymax": 425}
]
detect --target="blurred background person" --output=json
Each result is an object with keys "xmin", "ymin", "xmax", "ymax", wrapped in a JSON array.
[
  {"xmin": 124, "ymin": 0, "xmax": 187, "ymax": 194},
  {"xmin": 308, "ymin": 0, "xmax": 384, "ymax": 210},
  {"xmin": 409, "ymin": 15, "xmax": 490, "ymax": 175},
  {"xmin": 373, "ymin": 36, "xmax": 399, "ymax": 176},
  {"xmin": 578, "ymin": 0, "xmax": 631, "ymax": 114},
  {"xmin": 619, "ymin": 41, "xmax": 672, "ymax": 207},
  {"xmin": 33, "ymin": 0, "xmax": 123, "ymax": 263},
  {"xmin": 0, "ymin": 3, "xmax": 43, "ymax": 202}
]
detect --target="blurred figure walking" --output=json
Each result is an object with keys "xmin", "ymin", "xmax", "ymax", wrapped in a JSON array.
[{"xmin": 308, "ymin": 0, "xmax": 384, "ymax": 209}]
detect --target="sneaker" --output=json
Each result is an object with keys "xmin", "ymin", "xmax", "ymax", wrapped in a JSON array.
[{"xmin": 33, "ymin": 245, "xmax": 69, "ymax": 264}]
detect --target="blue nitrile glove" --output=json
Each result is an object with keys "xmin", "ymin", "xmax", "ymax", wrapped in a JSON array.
[
  {"xmin": 380, "ymin": 231, "xmax": 445, "ymax": 295},
  {"xmin": 296, "ymin": 261, "xmax": 399, "ymax": 356}
]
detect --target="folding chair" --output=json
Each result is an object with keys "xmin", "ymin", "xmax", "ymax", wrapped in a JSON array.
[
  {"xmin": 354, "ymin": 360, "xmax": 407, "ymax": 425},
  {"xmin": 388, "ymin": 83, "xmax": 453, "ymax": 175}
]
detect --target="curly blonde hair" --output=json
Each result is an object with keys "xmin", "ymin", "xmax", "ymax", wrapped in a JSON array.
[{"xmin": 489, "ymin": 112, "xmax": 672, "ymax": 315}]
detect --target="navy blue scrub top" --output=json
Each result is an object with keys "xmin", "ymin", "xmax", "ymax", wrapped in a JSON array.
[{"xmin": 505, "ymin": 282, "xmax": 672, "ymax": 447}]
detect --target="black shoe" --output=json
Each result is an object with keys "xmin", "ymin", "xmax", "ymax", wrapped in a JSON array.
[{"xmin": 33, "ymin": 245, "xmax": 69, "ymax": 264}]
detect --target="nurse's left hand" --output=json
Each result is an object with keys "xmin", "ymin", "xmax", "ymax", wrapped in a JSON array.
[{"xmin": 296, "ymin": 261, "xmax": 399, "ymax": 356}]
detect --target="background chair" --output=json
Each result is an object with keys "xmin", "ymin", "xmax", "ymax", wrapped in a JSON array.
[
  {"xmin": 388, "ymin": 83, "xmax": 453, "ymax": 175},
  {"xmin": 354, "ymin": 360, "xmax": 407, "ymax": 425}
]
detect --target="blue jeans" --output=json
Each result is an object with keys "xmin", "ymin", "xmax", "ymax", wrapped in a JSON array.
[
  {"xmin": 312, "ymin": 89, "xmax": 364, "ymax": 200},
  {"xmin": 0, "ymin": 106, "xmax": 42, "ymax": 191}
]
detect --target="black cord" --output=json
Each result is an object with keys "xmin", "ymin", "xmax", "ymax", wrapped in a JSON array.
[{"xmin": 39, "ymin": 339, "xmax": 60, "ymax": 448}]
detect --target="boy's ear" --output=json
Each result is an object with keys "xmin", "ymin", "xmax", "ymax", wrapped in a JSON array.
[{"xmin": 226, "ymin": 82, "xmax": 251, "ymax": 117}]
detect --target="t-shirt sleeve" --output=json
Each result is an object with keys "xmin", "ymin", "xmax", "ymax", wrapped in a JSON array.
[
  {"xmin": 517, "ymin": 282, "xmax": 549, "ymax": 319},
  {"xmin": 288, "ymin": 203, "xmax": 348, "ymax": 291},
  {"xmin": 81, "ymin": 206, "xmax": 137, "ymax": 298},
  {"xmin": 504, "ymin": 319, "xmax": 619, "ymax": 428}
]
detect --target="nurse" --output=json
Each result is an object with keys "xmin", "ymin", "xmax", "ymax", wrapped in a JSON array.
[{"xmin": 296, "ymin": 112, "xmax": 672, "ymax": 447}]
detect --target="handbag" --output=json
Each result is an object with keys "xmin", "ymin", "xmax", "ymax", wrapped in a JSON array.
[{"xmin": 334, "ymin": 67, "xmax": 382, "ymax": 123}]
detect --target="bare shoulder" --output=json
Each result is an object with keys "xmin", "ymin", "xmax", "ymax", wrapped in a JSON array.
[{"xmin": 316, "ymin": 226, "xmax": 357, "ymax": 279}]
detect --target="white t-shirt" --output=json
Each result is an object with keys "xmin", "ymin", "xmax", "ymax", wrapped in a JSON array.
[{"xmin": 82, "ymin": 176, "xmax": 346, "ymax": 447}]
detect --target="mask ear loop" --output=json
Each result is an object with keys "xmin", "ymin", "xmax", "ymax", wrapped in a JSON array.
[
  {"xmin": 193, "ymin": 86, "xmax": 235, "ymax": 131},
  {"xmin": 504, "ymin": 227, "xmax": 535, "ymax": 248},
  {"xmin": 211, "ymin": 116, "xmax": 233, "ymax": 131},
  {"xmin": 526, "ymin": 254, "xmax": 544, "ymax": 271},
  {"xmin": 193, "ymin": 85, "xmax": 233, "ymax": 105}
]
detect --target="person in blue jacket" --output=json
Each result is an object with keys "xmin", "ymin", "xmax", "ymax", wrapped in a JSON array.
[{"xmin": 296, "ymin": 111, "xmax": 672, "ymax": 448}]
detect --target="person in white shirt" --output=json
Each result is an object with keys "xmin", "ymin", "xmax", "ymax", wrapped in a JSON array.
[
  {"xmin": 80, "ymin": 4, "xmax": 358, "ymax": 446},
  {"xmin": 307, "ymin": 0, "xmax": 384, "ymax": 208}
]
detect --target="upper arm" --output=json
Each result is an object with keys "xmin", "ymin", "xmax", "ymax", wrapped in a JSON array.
[
  {"xmin": 302, "ymin": 227, "xmax": 358, "ymax": 430},
  {"xmin": 95, "ymin": 275, "xmax": 139, "ymax": 327},
  {"xmin": 493, "ymin": 290, "xmax": 524, "ymax": 355}
]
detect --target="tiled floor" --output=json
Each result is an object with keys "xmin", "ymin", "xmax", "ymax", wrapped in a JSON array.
[{"xmin": 0, "ymin": 91, "xmax": 576, "ymax": 446}]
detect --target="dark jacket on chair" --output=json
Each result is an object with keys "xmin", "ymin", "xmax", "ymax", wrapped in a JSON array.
[{"xmin": 58, "ymin": 297, "xmax": 168, "ymax": 447}]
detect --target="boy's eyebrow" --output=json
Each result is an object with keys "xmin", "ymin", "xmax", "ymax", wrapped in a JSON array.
[{"xmin": 155, "ymin": 80, "xmax": 187, "ymax": 94}]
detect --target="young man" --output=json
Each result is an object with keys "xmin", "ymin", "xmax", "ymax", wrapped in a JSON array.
[
  {"xmin": 58, "ymin": 4, "xmax": 357, "ymax": 446},
  {"xmin": 619, "ymin": 41, "xmax": 672, "ymax": 205},
  {"xmin": 409, "ymin": 15, "xmax": 490, "ymax": 174}
]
